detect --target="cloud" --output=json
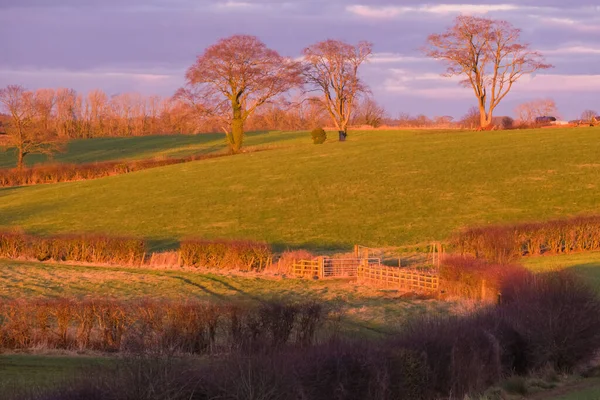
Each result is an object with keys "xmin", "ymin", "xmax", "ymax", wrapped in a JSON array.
[
  {"xmin": 542, "ymin": 46, "xmax": 600, "ymax": 55},
  {"xmin": 347, "ymin": 3, "xmax": 526, "ymax": 19},
  {"xmin": 370, "ymin": 53, "xmax": 427, "ymax": 64},
  {"xmin": 515, "ymin": 74, "xmax": 600, "ymax": 92}
]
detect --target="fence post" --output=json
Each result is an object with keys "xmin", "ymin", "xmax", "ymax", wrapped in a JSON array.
[{"xmin": 318, "ymin": 257, "xmax": 324, "ymax": 278}]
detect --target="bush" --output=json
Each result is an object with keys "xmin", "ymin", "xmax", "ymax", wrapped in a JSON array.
[
  {"xmin": 498, "ymin": 271, "xmax": 600, "ymax": 372},
  {"xmin": 439, "ymin": 255, "xmax": 532, "ymax": 302},
  {"xmin": 179, "ymin": 239, "xmax": 272, "ymax": 271},
  {"xmin": 310, "ymin": 127, "xmax": 327, "ymax": 144},
  {"xmin": 268, "ymin": 249, "xmax": 314, "ymax": 274},
  {"xmin": 0, "ymin": 152, "xmax": 230, "ymax": 188},
  {"xmin": 0, "ymin": 298, "xmax": 326, "ymax": 354},
  {"xmin": 454, "ymin": 215, "xmax": 600, "ymax": 263},
  {"xmin": 0, "ymin": 232, "xmax": 146, "ymax": 265}
]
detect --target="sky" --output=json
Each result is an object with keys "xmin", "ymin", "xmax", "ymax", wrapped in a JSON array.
[{"xmin": 1, "ymin": 0, "xmax": 599, "ymax": 120}]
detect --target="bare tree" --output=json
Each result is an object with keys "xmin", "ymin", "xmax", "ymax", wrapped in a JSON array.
[
  {"xmin": 352, "ymin": 97, "xmax": 386, "ymax": 128},
  {"xmin": 181, "ymin": 35, "xmax": 303, "ymax": 153},
  {"xmin": 460, "ymin": 106, "xmax": 480, "ymax": 129},
  {"xmin": 581, "ymin": 109, "xmax": 598, "ymax": 125},
  {"xmin": 425, "ymin": 16, "xmax": 552, "ymax": 130},
  {"xmin": 515, "ymin": 98, "xmax": 558, "ymax": 124},
  {"xmin": 303, "ymin": 40, "xmax": 373, "ymax": 137},
  {"xmin": 0, "ymin": 85, "xmax": 62, "ymax": 169}
]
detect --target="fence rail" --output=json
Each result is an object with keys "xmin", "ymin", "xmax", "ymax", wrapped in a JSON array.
[
  {"xmin": 291, "ymin": 259, "xmax": 321, "ymax": 277},
  {"xmin": 357, "ymin": 264, "xmax": 440, "ymax": 292},
  {"xmin": 291, "ymin": 257, "xmax": 381, "ymax": 278}
]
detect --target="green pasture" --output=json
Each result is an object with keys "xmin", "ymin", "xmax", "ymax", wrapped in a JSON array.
[
  {"xmin": 0, "ymin": 130, "xmax": 307, "ymax": 168},
  {"xmin": 1, "ymin": 127, "xmax": 599, "ymax": 250}
]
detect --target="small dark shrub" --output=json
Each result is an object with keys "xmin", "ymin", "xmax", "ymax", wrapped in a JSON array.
[{"xmin": 311, "ymin": 127, "xmax": 327, "ymax": 144}]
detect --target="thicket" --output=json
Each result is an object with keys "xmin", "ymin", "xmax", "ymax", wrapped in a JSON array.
[
  {"xmin": 179, "ymin": 239, "xmax": 272, "ymax": 271},
  {"xmin": 0, "ymin": 299, "xmax": 325, "ymax": 354},
  {"xmin": 439, "ymin": 255, "xmax": 532, "ymax": 302},
  {"xmin": 455, "ymin": 215, "xmax": 600, "ymax": 263},
  {"xmin": 0, "ymin": 152, "xmax": 226, "ymax": 187},
  {"xmin": 0, "ymin": 232, "xmax": 145, "ymax": 265}
]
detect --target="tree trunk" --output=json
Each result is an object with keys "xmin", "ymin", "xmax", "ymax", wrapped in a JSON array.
[
  {"xmin": 17, "ymin": 148, "xmax": 24, "ymax": 170},
  {"xmin": 230, "ymin": 103, "xmax": 244, "ymax": 153},
  {"xmin": 478, "ymin": 103, "xmax": 493, "ymax": 130}
]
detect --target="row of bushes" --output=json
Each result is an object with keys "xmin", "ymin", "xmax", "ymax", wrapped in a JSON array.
[
  {"xmin": 179, "ymin": 239, "xmax": 272, "ymax": 271},
  {"xmin": 455, "ymin": 215, "xmax": 600, "ymax": 263},
  {"xmin": 0, "ymin": 152, "xmax": 226, "ymax": 187},
  {"xmin": 0, "ymin": 231, "xmax": 274, "ymax": 270},
  {"xmin": 439, "ymin": 255, "xmax": 532, "ymax": 302},
  {"xmin": 0, "ymin": 298, "xmax": 325, "ymax": 354},
  {"xmin": 18, "ymin": 271, "xmax": 600, "ymax": 400},
  {"xmin": 0, "ymin": 232, "xmax": 146, "ymax": 265}
]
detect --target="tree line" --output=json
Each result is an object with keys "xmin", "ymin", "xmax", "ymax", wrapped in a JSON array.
[{"xmin": 1, "ymin": 16, "xmax": 557, "ymax": 167}]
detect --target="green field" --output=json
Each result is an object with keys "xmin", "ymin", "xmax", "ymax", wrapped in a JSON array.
[
  {"xmin": 1, "ymin": 127, "xmax": 599, "ymax": 251},
  {"xmin": 0, "ymin": 130, "xmax": 306, "ymax": 168}
]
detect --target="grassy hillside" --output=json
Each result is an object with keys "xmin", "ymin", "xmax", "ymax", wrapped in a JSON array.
[
  {"xmin": 1, "ymin": 127, "xmax": 599, "ymax": 249},
  {"xmin": 0, "ymin": 131, "xmax": 306, "ymax": 168}
]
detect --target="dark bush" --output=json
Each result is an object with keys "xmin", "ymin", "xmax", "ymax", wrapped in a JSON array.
[
  {"xmin": 179, "ymin": 239, "xmax": 272, "ymax": 271},
  {"xmin": 498, "ymin": 271, "xmax": 600, "ymax": 372},
  {"xmin": 310, "ymin": 127, "xmax": 327, "ymax": 144}
]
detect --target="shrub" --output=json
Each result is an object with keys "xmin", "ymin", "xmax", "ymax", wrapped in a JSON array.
[
  {"xmin": 179, "ymin": 239, "xmax": 272, "ymax": 271},
  {"xmin": 0, "ymin": 298, "xmax": 327, "ymax": 355},
  {"xmin": 498, "ymin": 271, "xmax": 600, "ymax": 372},
  {"xmin": 439, "ymin": 255, "xmax": 532, "ymax": 302},
  {"xmin": 0, "ymin": 232, "xmax": 146, "ymax": 265},
  {"xmin": 454, "ymin": 215, "xmax": 600, "ymax": 263},
  {"xmin": 268, "ymin": 249, "xmax": 314, "ymax": 274},
  {"xmin": 0, "ymin": 152, "xmax": 232, "ymax": 188},
  {"xmin": 310, "ymin": 127, "xmax": 327, "ymax": 144}
]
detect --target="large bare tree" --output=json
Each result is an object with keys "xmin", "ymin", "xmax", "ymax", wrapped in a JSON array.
[
  {"xmin": 303, "ymin": 40, "xmax": 373, "ymax": 137},
  {"xmin": 0, "ymin": 85, "xmax": 62, "ymax": 169},
  {"xmin": 180, "ymin": 35, "xmax": 303, "ymax": 153},
  {"xmin": 425, "ymin": 16, "xmax": 552, "ymax": 130}
]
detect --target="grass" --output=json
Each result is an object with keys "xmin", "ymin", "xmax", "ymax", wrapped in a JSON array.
[
  {"xmin": 0, "ymin": 354, "xmax": 111, "ymax": 396},
  {"xmin": 0, "ymin": 130, "xmax": 307, "ymax": 168},
  {"xmin": 550, "ymin": 382, "xmax": 600, "ymax": 399},
  {"xmin": 1, "ymin": 127, "xmax": 600, "ymax": 251},
  {"xmin": 0, "ymin": 259, "xmax": 452, "ymax": 334},
  {"xmin": 521, "ymin": 251, "xmax": 600, "ymax": 290}
]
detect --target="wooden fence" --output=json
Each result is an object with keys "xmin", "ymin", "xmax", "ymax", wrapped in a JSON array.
[
  {"xmin": 357, "ymin": 264, "xmax": 440, "ymax": 292},
  {"xmin": 291, "ymin": 259, "xmax": 321, "ymax": 278},
  {"xmin": 291, "ymin": 257, "xmax": 380, "ymax": 279}
]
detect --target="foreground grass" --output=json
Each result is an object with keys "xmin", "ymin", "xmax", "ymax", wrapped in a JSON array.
[
  {"xmin": 0, "ymin": 259, "xmax": 451, "ymax": 334},
  {"xmin": 0, "ymin": 131, "xmax": 307, "ymax": 168},
  {"xmin": 1, "ymin": 127, "xmax": 599, "ymax": 250},
  {"xmin": 0, "ymin": 354, "xmax": 111, "ymax": 398}
]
